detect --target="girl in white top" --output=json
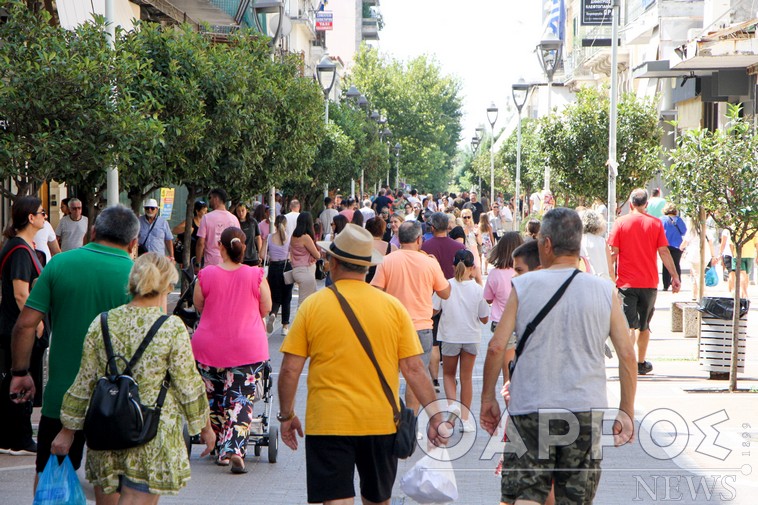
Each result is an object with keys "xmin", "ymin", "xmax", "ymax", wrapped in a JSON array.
[{"xmin": 433, "ymin": 249, "xmax": 489, "ymax": 432}]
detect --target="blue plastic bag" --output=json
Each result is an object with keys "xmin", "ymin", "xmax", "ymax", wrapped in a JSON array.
[
  {"xmin": 705, "ymin": 266, "xmax": 719, "ymax": 287},
  {"xmin": 33, "ymin": 455, "xmax": 86, "ymax": 505}
]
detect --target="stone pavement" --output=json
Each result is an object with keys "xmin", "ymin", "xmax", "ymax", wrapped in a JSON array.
[{"xmin": 1, "ymin": 272, "xmax": 756, "ymax": 504}]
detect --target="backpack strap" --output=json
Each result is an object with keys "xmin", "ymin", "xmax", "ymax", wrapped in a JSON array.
[
  {"xmin": 100, "ymin": 312, "xmax": 120, "ymax": 377},
  {"xmin": 124, "ymin": 315, "xmax": 170, "ymax": 376}
]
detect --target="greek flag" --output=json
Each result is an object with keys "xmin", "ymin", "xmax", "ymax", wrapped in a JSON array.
[{"xmin": 543, "ymin": 0, "xmax": 565, "ymax": 40}]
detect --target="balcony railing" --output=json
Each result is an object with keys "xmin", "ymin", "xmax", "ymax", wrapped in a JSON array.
[{"xmin": 362, "ymin": 17, "xmax": 379, "ymax": 40}]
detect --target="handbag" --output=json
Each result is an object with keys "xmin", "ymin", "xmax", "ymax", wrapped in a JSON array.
[
  {"xmin": 315, "ymin": 259, "xmax": 326, "ymax": 280},
  {"xmin": 283, "ymin": 261, "xmax": 295, "ymax": 285},
  {"xmin": 84, "ymin": 312, "xmax": 171, "ymax": 451},
  {"xmin": 138, "ymin": 218, "xmax": 158, "ymax": 256},
  {"xmin": 328, "ymin": 284, "xmax": 417, "ymax": 459},
  {"xmin": 508, "ymin": 269, "xmax": 580, "ymax": 380}
]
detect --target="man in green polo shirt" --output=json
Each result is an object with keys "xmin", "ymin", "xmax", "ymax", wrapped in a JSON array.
[{"xmin": 9, "ymin": 205, "xmax": 138, "ymax": 492}]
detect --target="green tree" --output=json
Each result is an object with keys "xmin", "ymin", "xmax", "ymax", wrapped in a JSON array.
[
  {"xmin": 0, "ymin": 3, "xmax": 138, "ymax": 209},
  {"xmin": 666, "ymin": 104, "xmax": 758, "ymax": 391},
  {"xmin": 539, "ymin": 88, "xmax": 663, "ymax": 206},
  {"xmin": 347, "ymin": 46, "xmax": 463, "ymax": 192},
  {"xmin": 496, "ymin": 118, "xmax": 545, "ymax": 200}
]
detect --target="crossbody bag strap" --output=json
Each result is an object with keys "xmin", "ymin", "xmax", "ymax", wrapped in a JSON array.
[
  {"xmin": 513, "ymin": 269, "xmax": 581, "ymax": 361},
  {"xmin": 328, "ymin": 284, "xmax": 400, "ymax": 420},
  {"xmin": 123, "ymin": 315, "xmax": 170, "ymax": 376},
  {"xmin": 0, "ymin": 244, "xmax": 42, "ymax": 278},
  {"xmin": 140, "ymin": 218, "xmax": 158, "ymax": 248}
]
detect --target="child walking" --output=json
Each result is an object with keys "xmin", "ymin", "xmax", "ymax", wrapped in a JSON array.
[
  {"xmin": 483, "ymin": 232, "xmax": 523, "ymax": 333},
  {"xmin": 479, "ymin": 213, "xmax": 495, "ymax": 274},
  {"xmin": 433, "ymin": 249, "xmax": 489, "ymax": 432}
]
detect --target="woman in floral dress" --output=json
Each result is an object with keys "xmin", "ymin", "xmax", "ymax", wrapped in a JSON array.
[
  {"xmin": 53, "ymin": 253, "xmax": 214, "ymax": 503},
  {"xmin": 192, "ymin": 227, "xmax": 272, "ymax": 474}
]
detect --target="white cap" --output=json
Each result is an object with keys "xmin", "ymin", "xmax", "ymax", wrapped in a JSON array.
[{"xmin": 144, "ymin": 198, "xmax": 158, "ymax": 208}]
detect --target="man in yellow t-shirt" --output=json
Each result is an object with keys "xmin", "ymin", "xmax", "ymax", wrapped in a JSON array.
[{"xmin": 278, "ymin": 225, "xmax": 444, "ymax": 505}]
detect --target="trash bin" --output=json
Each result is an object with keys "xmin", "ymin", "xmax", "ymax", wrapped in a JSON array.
[{"xmin": 698, "ymin": 297, "xmax": 750, "ymax": 380}]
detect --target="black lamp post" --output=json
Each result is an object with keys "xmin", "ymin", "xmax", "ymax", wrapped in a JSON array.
[
  {"xmin": 486, "ymin": 103, "xmax": 499, "ymax": 205},
  {"xmin": 252, "ymin": 0, "xmax": 285, "ymax": 47},
  {"xmin": 512, "ymin": 79, "xmax": 533, "ymax": 230},
  {"xmin": 316, "ymin": 55, "xmax": 337, "ymax": 124},
  {"xmin": 537, "ymin": 38, "xmax": 563, "ymax": 192}
]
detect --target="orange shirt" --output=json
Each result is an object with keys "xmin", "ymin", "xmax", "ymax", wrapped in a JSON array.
[{"xmin": 371, "ymin": 249, "xmax": 449, "ymax": 330}]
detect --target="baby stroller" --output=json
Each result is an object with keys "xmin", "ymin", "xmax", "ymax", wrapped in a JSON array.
[
  {"xmin": 186, "ymin": 361, "xmax": 278, "ymax": 464},
  {"xmin": 173, "ymin": 260, "xmax": 199, "ymax": 331}
]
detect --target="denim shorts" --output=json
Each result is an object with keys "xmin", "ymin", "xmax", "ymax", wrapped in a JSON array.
[{"xmin": 118, "ymin": 475, "xmax": 151, "ymax": 494}]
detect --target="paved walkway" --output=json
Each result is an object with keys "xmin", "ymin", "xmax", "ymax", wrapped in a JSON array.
[{"xmin": 1, "ymin": 272, "xmax": 756, "ymax": 504}]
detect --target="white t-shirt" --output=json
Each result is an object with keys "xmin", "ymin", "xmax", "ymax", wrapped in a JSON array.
[
  {"xmin": 720, "ymin": 229, "xmax": 733, "ymax": 257},
  {"xmin": 56, "ymin": 215, "xmax": 88, "ymax": 252},
  {"xmin": 433, "ymin": 279, "xmax": 489, "ymax": 343},
  {"xmin": 34, "ymin": 221, "xmax": 57, "ymax": 263},
  {"xmin": 530, "ymin": 192, "xmax": 542, "ymax": 214},
  {"xmin": 359, "ymin": 207, "xmax": 376, "ymax": 223},
  {"xmin": 285, "ymin": 211, "xmax": 300, "ymax": 240}
]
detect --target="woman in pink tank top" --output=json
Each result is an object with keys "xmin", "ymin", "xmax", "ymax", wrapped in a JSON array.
[{"xmin": 192, "ymin": 227, "xmax": 272, "ymax": 474}]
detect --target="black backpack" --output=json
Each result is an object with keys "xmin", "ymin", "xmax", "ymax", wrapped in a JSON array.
[{"xmin": 84, "ymin": 312, "xmax": 170, "ymax": 451}]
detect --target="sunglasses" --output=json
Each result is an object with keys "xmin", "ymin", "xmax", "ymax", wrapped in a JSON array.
[
  {"xmin": 145, "ymin": 207, "xmax": 157, "ymax": 210},
  {"xmin": 33, "ymin": 210, "xmax": 47, "ymax": 216},
  {"xmin": 462, "ymin": 216, "xmax": 472, "ymax": 220}
]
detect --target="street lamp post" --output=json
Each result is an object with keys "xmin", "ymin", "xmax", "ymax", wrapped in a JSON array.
[
  {"xmin": 474, "ymin": 127, "xmax": 484, "ymax": 193},
  {"xmin": 379, "ymin": 126, "xmax": 392, "ymax": 186},
  {"xmin": 607, "ymin": 0, "xmax": 621, "ymax": 231},
  {"xmin": 394, "ymin": 142, "xmax": 401, "ymax": 190},
  {"xmin": 252, "ymin": 0, "xmax": 285, "ymax": 48},
  {"xmin": 512, "ymin": 79, "xmax": 532, "ymax": 231},
  {"xmin": 537, "ymin": 38, "xmax": 563, "ymax": 193},
  {"xmin": 317, "ymin": 55, "xmax": 337, "ymax": 197},
  {"xmin": 486, "ymin": 103, "xmax": 499, "ymax": 206}
]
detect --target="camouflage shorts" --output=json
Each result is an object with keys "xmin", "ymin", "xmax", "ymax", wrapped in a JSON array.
[{"xmin": 500, "ymin": 411, "xmax": 603, "ymax": 505}]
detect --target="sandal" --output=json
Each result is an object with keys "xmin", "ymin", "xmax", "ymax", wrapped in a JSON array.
[
  {"xmin": 230, "ymin": 455, "xmax": 247, "ymax": 474},
  {"xmin": 215, "ymin": 457, "xmax": 230, "ymax": 467}
]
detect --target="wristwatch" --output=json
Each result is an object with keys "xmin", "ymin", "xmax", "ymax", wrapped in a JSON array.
[
  {"xmin": 276, "ymin": 411, "xmax": 295, "ymax": 422},
  {"xmin": 10, "ymin": 369, "xmax": 29, "ymax": 377}
]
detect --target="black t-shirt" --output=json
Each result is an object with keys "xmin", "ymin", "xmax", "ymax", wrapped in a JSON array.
[
  {"xmin": 240, "ymin": 218, "xmax": 261, "ymax": 264},
  {"xmin": 0, "ymin": 237, "xmax": 42, "ymax": 339},
  {"xmin": 463, "ymin": 202, "xmax": 485, "ymax": 224},
  {"xmin": 373, "ymin": 195, "xmax": 392, "ymax": 213}
]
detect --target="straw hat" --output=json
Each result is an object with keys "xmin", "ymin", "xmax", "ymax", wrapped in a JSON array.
[{"xmin": 316, "ymin": 224, "xmax": 384, "ymax": 267}]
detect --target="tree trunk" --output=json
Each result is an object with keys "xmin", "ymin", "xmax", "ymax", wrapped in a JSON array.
[
  {"xmin": 698, "ymin": 207, "xmax": 706, "ymax": 302},
  {"xmin": 729, "ymin": 247, "xmax": 742, "ymax": 392},
  {"xmin": 181, "ymin": 186, "xmax": 200, "ymax": 289}
]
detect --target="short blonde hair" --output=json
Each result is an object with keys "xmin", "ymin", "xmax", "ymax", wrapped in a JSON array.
[{"xmin": 129, "ymin": 252, "xmax": 178, "ymax": 298}]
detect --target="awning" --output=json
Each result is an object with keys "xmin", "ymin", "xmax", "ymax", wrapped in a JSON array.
[{"xmin": 633, "ymin": 60, "xmax": 710, "ymax": 79}]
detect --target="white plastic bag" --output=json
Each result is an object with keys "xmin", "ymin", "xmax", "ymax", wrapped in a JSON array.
[{"xmin": 400, "ymin": 448, "xmax": 458, "ymax": 504}]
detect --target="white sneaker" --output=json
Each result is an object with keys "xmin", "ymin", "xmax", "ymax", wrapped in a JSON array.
[
  {"xmin": 281, "ymin": 325, "xmax": 289, "ymax": 336},
  {"xmin": 266, "ymin": 314, "xmax": 275, "ymax": 334},
  {"xmin": 460, "ymin": 417, "xmax": 476, "ymax": 433}
]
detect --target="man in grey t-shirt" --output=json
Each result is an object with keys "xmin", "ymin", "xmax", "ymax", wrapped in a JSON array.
[
  {"xmin": 55, "ymin": 198, "xmax": 88, "ymax": 252},
  {"xmin": 481, "ymin": 208, "xmax": 637, "ymax": 505}
]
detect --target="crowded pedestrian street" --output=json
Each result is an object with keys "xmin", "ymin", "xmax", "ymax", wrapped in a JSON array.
[{"xmin": 2, "ymin": 265, "xmax": 756, "ymax": 504}]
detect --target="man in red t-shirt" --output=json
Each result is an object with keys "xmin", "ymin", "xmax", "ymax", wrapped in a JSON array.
[{"xmin": 609, "ymin": 188, "xmax": 681, "ymax": 375}]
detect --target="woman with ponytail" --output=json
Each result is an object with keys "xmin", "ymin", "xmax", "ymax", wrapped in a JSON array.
[
  {"xmin": 265, "ymin": 215, "xmax": 293, "ymax": 335},
  {"xmin": 432, "ymin": 249, "xmax": 489, "ymax": 433},
  {"xmin": 0, "ymin": 196, "xmax": 46, "ymax": 454},
  {"xmin": 191, "ymin": 227, "xmax": 272, "ymax": 474}
]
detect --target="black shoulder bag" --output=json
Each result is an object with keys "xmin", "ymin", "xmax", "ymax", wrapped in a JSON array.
[
  {"xmin": 84, "ymin": 312, "xmax": 171, "ymax": 451},
  {"xmin": 329, "ymin": 284, "xmax": 417, "ymax": 459},
  {"xmin": 508, "ymin": 269, "xmax": 581, "ymax": 380}
]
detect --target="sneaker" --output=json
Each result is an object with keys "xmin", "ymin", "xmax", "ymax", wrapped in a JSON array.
[
  {"xmin": 460, "ymin": 417, "xmax": 476, "ymax": 433},
  {"xmin": 432, "ymin": 379, "xmax": 440, "ymax": 393},
  {"xmin": 9, "ymin": 441, "xmax": 37, "ymax": 456},
  {"xmin": 638, "ymin": 361, "xmax": 653, "ymax": 375},
  {"xmin": 266, "ymin": 314, "xmax": 275, "ymax": 334},
  {"xmin": 281, "ymin": 325, "xmax": 289, "ymax": 336}
]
